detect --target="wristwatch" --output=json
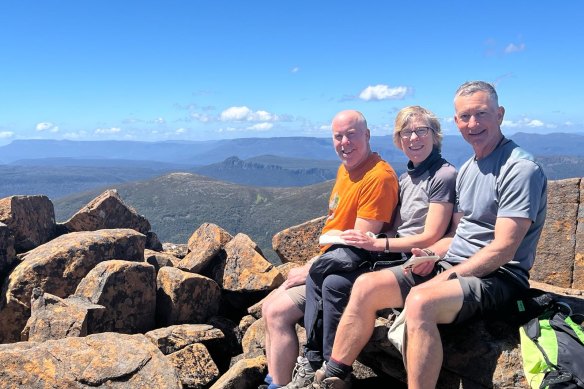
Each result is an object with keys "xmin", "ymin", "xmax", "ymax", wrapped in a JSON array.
[{"xmin": 377, "ymin": 233, "xmax": 390, "ymax": 253}]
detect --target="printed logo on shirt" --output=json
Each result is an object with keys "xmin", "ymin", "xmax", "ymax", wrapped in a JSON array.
[{"xmin": 327, "ymin": 193, "xmax": 340, "ymax": 221}]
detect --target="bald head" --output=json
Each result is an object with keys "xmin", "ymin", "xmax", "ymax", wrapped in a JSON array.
[
  {"xmin": 331, "ymin": 110, "xmax": 368, "ymax": 132},
  {"xmin": 331, "ymin": 110, "xmax": 371, "ymax": 171}
]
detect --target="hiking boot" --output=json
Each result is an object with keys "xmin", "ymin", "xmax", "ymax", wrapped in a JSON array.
[
  {"xmin": 281, "ymin": 356, "xmax": 316, "ymax": 389},
  {"xmin": 312, "ymin": 376, "xmax": 351, "ymax": 389}
]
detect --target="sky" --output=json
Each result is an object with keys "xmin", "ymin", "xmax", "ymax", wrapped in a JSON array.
[{"xmin": 1, "ymin": 1, "xmax": 583, "ymax": 146}]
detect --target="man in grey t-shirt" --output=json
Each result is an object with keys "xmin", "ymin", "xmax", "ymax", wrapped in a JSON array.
[{"xmin": 313, "ymin": 81, "xmax": 547, "ymax": 389}]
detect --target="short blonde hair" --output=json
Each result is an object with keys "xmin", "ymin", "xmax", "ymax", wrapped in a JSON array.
[{"xmin": 393, "ymin": 106, "xmax": 443, "ymax": 151}]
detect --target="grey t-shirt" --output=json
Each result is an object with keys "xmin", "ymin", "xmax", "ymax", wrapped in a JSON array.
[
  {"xmin": 445, "ymin": 138, "xmax": 547, "ymax": 286},
  {"xmin": 396, "ymin": 160, "xmax": 457, "ymax": 237}
]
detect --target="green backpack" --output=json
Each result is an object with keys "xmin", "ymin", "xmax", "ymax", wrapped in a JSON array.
[{"xmin": 520, "ymin": 300, "xmax": 584, "ymax": 388}]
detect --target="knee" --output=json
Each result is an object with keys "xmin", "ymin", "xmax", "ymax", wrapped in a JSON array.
[
  {"xmin": 263, "ymin": 296, "xmax": 301, "ymax": 329},
  {"xmin": 323, "ymin": 273, "xmax": 352, "ymax": 292},
  {"xmin": 404, "ymin": 289, "xmax": 435, "ymax": 323},
  {"xmin": 350, "ymin": 273, "xmax": 377, "ymax": 303}
]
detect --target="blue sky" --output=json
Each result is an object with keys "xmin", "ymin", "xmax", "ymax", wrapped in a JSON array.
[{"xmin": 1, "ymin": 1, "xmax": 583, "ymax": 145}]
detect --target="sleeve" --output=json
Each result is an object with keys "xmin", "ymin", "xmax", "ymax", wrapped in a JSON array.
[
  {"xmin": 497, "ymin": 159, "xmax": 546, "ymax": 221},
  {"xmin": 356, "ymin": 168, "xmax": 399, "ymax": 223},
  {"xmin": 453, "ymin": 160, "xmax": 471, "ymax": 214},
  {"xmin": 428, "ymin": 165, "xmax": 457, "ymax": 204}
]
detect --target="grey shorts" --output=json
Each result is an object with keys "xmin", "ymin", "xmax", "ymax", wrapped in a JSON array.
[
  {"xmin": 285, "ymin": 284, "xmax": 306, "ymax": 312},
  {"xmin": 389, "ymin": 261, "xmax": 522, "ymax": 324}
]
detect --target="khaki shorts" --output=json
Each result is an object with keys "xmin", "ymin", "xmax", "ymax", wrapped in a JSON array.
[{"xmin": 285, "ymin": 284, "xmax": 306, "ymax": 311}]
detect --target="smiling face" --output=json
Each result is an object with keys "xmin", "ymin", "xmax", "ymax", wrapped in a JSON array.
[
  {"xmin": 399, "ymin": 118, "xmax": 436, "ymax": 166},
  {"xmin": 454, "ymin": 90, "xmax": 505, "ymax": 160},
  {"xmin": 331, "ymin": 110, "xmax": 371, "ymax": 172}
]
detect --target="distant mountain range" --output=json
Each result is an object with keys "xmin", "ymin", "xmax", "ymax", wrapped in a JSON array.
[
  {"xmin": 1, "ymin": 133, "xmax": 584, "ymax": 199},
  {"xmin": 3, "ymin": 133, "xmax": 584, "ymax": 262},
  {"xmin": 2, "ymin": 132, "xmax": 583, "ymax": 166}
]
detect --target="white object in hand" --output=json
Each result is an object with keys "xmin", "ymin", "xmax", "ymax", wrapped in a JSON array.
[
  {"xmin": 318, "ymin": 231, "xmax": 377, "ymax": 246},
  {"xmin": 402, "ymin": 255, "xmax": 440, "ymax": 269},
  {"xmin": 318, "ymin": 234, "xmax": 347, "ymax": 246}
]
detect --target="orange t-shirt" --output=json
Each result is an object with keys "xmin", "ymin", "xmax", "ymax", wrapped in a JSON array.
[{"xmin": 321, "ymin": 152, "xmax": 398, "ymax": 239}]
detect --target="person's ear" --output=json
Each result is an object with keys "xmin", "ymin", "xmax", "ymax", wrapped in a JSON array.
[{"xmin": 497, "ymin": 106, "xmax": 505, "ymax": 125}]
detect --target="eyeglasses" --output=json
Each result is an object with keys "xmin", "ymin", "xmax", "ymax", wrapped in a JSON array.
[{"xmin": 399, "ymin": 127, "xmax": 433, "ymax": 139}]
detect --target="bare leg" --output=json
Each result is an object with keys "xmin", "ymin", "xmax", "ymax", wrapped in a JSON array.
[
  {"xmin": 405, "ymin": 278, "xmax": 463, "ymax": 389},
  {"xmin": 263, "ymin": 286, "xmax": 304, "ymax": 385},
  {"xmin": 330, "ymin": 270, "xmax": 403, "ymax": 365}
]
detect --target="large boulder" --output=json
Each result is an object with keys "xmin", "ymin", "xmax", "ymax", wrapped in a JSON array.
[
  {"xmin": 74, "ymin": 260, "xmax": 157, "ymax": 334},
  {"xmin": 0, "ymin": 332, "xmax": 181, "ymax": 388},
  {"xmin": 0, "ymin": 228, "xmax": 145, "ymax": 343},
  {"xmin": 0, "ymin": 195, "xmax": 56, "ymax": 252},
  {"xmin": 209, "ymin": 233, "xmax": 283, "ymax": 293},
  {"xmin": 62, "ymin": 189, "xmax": 151, "ymax": 234},
  {"xmin": 21, "ymin": 289, "xmax": 105, "ymax": 342},
  {"xmin": 156, "ymin": 267, "xmax": 221, "ymax": 327},
  {"xmin": 533, "ymin": 178, "xmax": 579, "ymax": 288},
  {"xmin": 272, "ymin": 216, "xmax": 325, "ymax": 264},
  {"xmin": 168, "ymin": 343, "xmax": 220, "ymax": 388},
  {"xmin": 179, "ymin": 223, "xmax": 233, "ymax": 273}
]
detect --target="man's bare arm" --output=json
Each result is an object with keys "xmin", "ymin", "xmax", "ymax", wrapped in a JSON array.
[
  {"xmin": 425, "ymin": 216, "xmax": 532, "ymax": 283},
  {"xmin": 353, "ymin": 217, "xmax": 385, "ymax": 235}
]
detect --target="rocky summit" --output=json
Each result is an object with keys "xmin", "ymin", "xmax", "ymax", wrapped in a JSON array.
[{"xmin": 0, "ymin": 181, "xmax": 583, "ymax": 388}]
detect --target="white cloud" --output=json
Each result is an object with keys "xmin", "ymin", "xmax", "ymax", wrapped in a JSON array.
[
  {"xmin": 176, "ymin": 128, "xmax": 186, "ymax": 134},
  {"xmin": 0, "ymin": 131, "xmax": 14, "ymax": 138},
  {"xmin": 95, "ymin": 127, "xmax": 122, "ymax": 134},
  {"xmin": 291, "ymin": 66, "xmax": 300, "ymax": 73},
  {"xmin": 220, "ymin": 106, "xmax": 279, "ymax": 122},
  {"xmin": 503, "ymin": 118, "xmax": 546, "ymax": 128},
  {"xmin": 36, "ymin": 122, "xmax": 59, "ymax": 132},
  {"xmin": 319, "ymin": 124, "xmax": 331, "ymax": 131},
  {"xmin": 359, "ymin": 85, "xmax": 409, "ymax": 101},
  {"xmin": 190, "ymin": 112, "xmax": 212, "ymax": 122},
  {"xmin": 527, "ymin": 119, "xmax": 544, "ymax": 127},
  {"xmin": 247, "ymin": 123, "xmax": 273, "ymax": 131},
  {"xmin": 154, "ymin": 117, "xmax": 165, "ymax": 124},
  {"xmin": 504, "ymin": 43, "xmax": 526, "ymax": 54}
]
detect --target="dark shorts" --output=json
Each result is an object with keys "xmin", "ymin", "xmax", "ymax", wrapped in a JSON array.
[{"xmin": 389, "ymin": 261, "xmax": 524, "ymax": 324}]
